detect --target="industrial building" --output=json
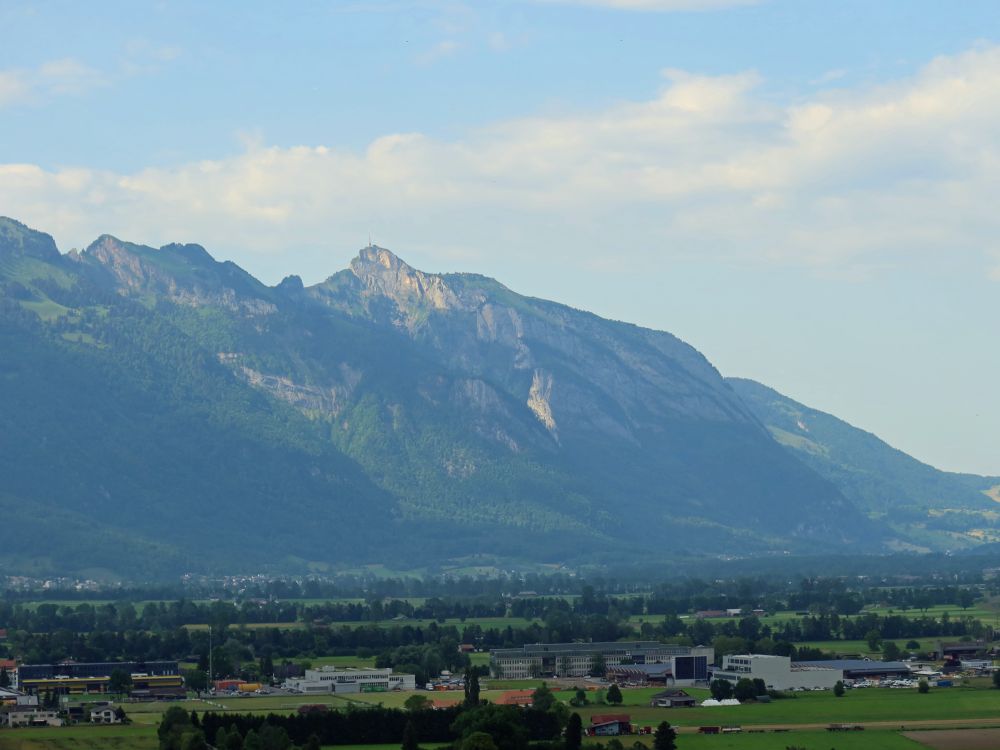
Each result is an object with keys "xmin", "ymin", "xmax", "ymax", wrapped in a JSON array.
[
  {"xmin": 490, "ymin": 641, "xmax": 713, "ymax": 684},
  {"xmin": 283, "ymin": 667, "xmax": 415, "ymax": 694},
  {"xmin": 792, "ymin": 659, "xmax": 912, "ymax": 681},
  {"xmin": 710, "ymin": 654, "xmax": 841, "ymax": 691},
  {"xmin": 16, "ymin": 661, "xmax": 183, "ymax": 696},
  {"xmin": 937, "ymin": 641, "xmax": 989, "ymax": 660}
]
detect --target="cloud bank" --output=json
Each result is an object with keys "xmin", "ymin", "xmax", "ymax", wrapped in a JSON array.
[{"xmin": 2, "ymin": 46, "xmax": 999, "ymax": 281}]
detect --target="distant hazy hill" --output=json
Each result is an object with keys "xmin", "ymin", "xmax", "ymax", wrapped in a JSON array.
[
  {"xmin": 0, "ymin": 217, "xmax": 889, "ymax": 577},
  {"xmin": 728, "ymin": 377, "xmax": 1000, "ymax": 551}
]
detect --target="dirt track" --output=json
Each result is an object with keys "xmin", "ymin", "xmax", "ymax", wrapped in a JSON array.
[{"xmin": 674, "ymin": 718, "xmax": 1000, "ymax": 734}]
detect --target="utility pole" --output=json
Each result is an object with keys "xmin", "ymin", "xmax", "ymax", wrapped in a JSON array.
[{"xmin": 208, "ymin": 626, "xmax": 213, "ymax": 692}]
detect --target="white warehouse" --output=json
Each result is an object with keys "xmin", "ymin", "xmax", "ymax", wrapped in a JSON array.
[
  {"xmin": 711, "ymin": 654, "xmax": 841, "ymax": 691},
  {"xmin": 284, "ymin": 667, "xmax": 415, "ymax": 694}
]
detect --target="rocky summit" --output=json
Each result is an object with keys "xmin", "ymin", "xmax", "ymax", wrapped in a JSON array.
[{"xmin": 6, "ymin": 216, "xmax": 974, "ymax": 578}]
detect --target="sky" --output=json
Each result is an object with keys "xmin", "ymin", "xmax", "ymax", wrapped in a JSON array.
[{"xmin": 2, "ymin": 0, "xmax": 999, "ymax": 475}]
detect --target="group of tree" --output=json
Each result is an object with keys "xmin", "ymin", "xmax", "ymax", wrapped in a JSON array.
[
  {"xmin": 709, "ymin": 678, "xmax": 767, "ymax": 702},
  {"xmin": 159, "ymin": 706, "xmax": 320, "ymax": 750},
  {"xmin": 191, "ymin": 701, "xmax": 565, "ymax": 750}
]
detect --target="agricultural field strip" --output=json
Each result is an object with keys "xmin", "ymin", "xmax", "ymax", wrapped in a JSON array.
[
  {"xmin": 9, "ymin": 688, "xmax": 1000, "ymax": 750},
  {"xmin": 102, "ymin": 685, "xmax": 1000, "ymax": 727}
]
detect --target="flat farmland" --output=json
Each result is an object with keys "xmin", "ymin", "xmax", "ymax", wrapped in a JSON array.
[
  {"xmin": 344, "ymin": 681, "xmax": 1000, "ymax": 727},
  {"xmin": 182, "ymin": 616, "xmax": 537, "ymax": 632},
  {"xmin": 0, "ymin": 723, "xmax": 158, "ymax": 749},
  {"xmin": 3, "ymin": 687, "xmax": 1000, "ymax": 750},
  {"xmin": 564, "ymin": 685, "xmax": 1000, "ymax": 728},
  {"xmin": 657, "ymin": 729, "xmax": 922, "ymax": 749},
  {"xmin": 906, "ymin": 729, "xmax": 1000, "ymax": 749},
  {"xmin": 792, "ymin": 638, "xmax": 943, "ymax": 656},
  {"xmin": 863, "ymin": 604, "xmax": 997, "ymax": 621},
  {"xmin": 310, "ymin": 655, "xmax": 379, "ymax": 668}
]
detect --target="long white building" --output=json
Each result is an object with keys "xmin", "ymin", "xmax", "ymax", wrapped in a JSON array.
[
  {"xmin": 711, "ymin": 654, "xmax": 841, "ymax": 691},
  {"xmin": 284, "ymin": 667, "xmax": 415, "ymax": 694}
]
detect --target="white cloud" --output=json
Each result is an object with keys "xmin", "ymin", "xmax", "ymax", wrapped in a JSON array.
[
  {"xmin": 415, "ymin": 39, "xmax": 462, "ymax": 65},
  {"xmin": 37, "ymin": 58, "xmax": 106, "ymax": 95},
  {"xmin": 0, "ymin": 70, "xmax": 28, "ymax": 106},
  {"xmin": 0, "ymin": 57, "xmax": 106, "ymax": 108},
  {"xmin": 2, "ymin": 46, "xmax": 1000, "ymax": 282}
]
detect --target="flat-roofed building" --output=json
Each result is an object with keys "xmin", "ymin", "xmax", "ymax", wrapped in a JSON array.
[
  {"xmin": 284, "ymin": 667, "xmax": 415, "ymax": 694},
  {"xmin": 1, "ymin": 706, "xmax": 63, "ymax": 727},
  {"xmin": 490, "ymin": 642, "xmax": 712, "ymax": 684},
  {"xmin": 938, "ymin": 641, "xmax": 988, "ymax": 660},
  {"xmin": 711, "ymin": 654, "xmax": 840, "ymax": 691},
  {"xmin": 792, "ymin": 659, "xmax": 911, "ymax": 681},
  {"xmin": 16, "ymin": 661, "xmax": 182, "ymax": 696}
]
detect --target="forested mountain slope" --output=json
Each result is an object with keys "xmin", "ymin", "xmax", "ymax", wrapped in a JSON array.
[
  {"xmin": 729, "ymin": 377, "xmax": 1000, "ymax": 551},
  {"xmin": 1, "ymin": 217, "xmax": 886, "ymax": 577}
]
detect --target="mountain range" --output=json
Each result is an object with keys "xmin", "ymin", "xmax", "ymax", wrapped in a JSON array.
[{"xmin": 1, "ymin": 217, "xmax": 996, "ymax": 579}]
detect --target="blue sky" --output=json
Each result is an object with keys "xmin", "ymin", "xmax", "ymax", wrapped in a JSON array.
[{"xmin": 2, "ymin": 0, "xmax": 999, "ymax": 474}]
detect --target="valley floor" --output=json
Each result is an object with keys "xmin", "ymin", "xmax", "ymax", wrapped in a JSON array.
[{"xmin": 5, "ymin": 682, "xmax": 1000, "ymax": 750}]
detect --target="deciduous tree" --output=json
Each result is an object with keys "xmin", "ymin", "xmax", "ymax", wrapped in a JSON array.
[
  {"xmin": 709, "ymin": 678, "xmax": 733, "ymax": 701},
  {"xmin": 532, "ymin": 683, "xmax": 556, "ymax": 712},
  {"xmin": 606, "ymin": 684, "xmax": 623, "ymax": 705}
]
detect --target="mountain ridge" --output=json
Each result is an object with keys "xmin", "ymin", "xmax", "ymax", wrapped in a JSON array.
[
  {"xmin": 729, "ymin": 376, "xmax": 1000, "ymax": 550},
  {"xmin": 7, "ymin": 215, "xmax": 991, "ymax": 577}
]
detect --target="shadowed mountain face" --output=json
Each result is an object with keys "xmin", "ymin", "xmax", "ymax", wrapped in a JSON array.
[
  {"xmin": 728, "ymin": 377, "xmax": 1000, "ymax": 551},
  {"xmin": 0, "ymin": 217, "xmax": 884, "ymax": 577}
]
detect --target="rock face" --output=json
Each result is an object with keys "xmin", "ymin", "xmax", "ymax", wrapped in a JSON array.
[
  {"xmin": 0, "ymin": 219, "xmax": 890, "ymax": 576},
  {"xmin": 315, "ymin": 247, "xmax": 762, "ymax": 443},
  {"xmin": 83, "ymin": 235, "xmax": 277, "ymax": 315}
]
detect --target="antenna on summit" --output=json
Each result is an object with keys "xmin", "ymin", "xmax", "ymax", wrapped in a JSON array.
[{"xmin": 368, "ymin": 232, "xmax": 373, "ymax": 248}]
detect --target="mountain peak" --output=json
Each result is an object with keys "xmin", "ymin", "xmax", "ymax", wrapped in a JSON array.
[
  {"xmin": 349, "ymin": 245, "xmax": 461, "ymax": 313},
  {"xmin": 0, "ymin": 217, "xmax": 61, "ymax": 262},
  {"xmin": 351, "ymin": 245, "xmax": 412, "ymax": 274}
]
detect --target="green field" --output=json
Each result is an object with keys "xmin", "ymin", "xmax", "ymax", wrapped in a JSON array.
[
  {"xmin": 2, "ymin": 686, "xmax": 998, "ymax": 750},
  {"xmin": 862, "ymin": 604, "xmax": 998, "ymax": 621},
  {"xmin": 0, "ymin": 728, "xmax": 927, "ymax": 750},
  {"xmin": 672, "ymin": 729, "xmax": 922, "ymax": 749},
  {"xmin": 564, "ymin": 685, "xmax": 1000, "ymax": 728},
  {"xmin": 180, "ymin": 616, "xmax": 537, "ymax": 632},
  {"xmin": 0, "ymin": 723, "xmax": 158, "ymax": 749},
  {"xmin": 183, "ymin": 622, "xmax": 306, "ymax": 631},
  {"xmin": 792, "ymin": 638, "xmax": 946, "ymax": 657},
  {"xmin": 310, "ymin": 655, "xmax": 380, "ymax": 669}
]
